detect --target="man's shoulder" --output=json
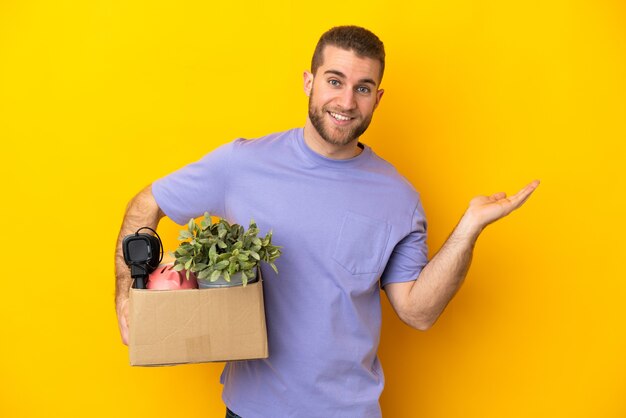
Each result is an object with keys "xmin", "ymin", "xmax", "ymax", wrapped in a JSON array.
[
  {"xmin": 368, "ymin": 151, "xmax": 419, "ymax": 194},
  {"xmin": 233, "ymin": 127, "xmax": 300, "ymax": 149}
]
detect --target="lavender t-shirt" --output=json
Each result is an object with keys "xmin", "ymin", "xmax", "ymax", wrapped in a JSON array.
[{"xmin": 152, "ymin": 128, "xmax": 428, "ymax": 418}]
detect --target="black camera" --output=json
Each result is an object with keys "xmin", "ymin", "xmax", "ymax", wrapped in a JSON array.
[{"xmin": 122, "ymin": 227, "xmax": 163, "ymax": 289}]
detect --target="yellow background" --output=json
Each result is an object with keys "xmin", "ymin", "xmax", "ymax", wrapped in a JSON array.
[{"xmin": 1, "ymin": 0, "xmax": 624, "ymax": 417}]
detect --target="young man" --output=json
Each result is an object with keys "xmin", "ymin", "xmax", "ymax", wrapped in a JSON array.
[{"xmin": 115, "ymin": 26, "xmax": 539, "ymax": 418}]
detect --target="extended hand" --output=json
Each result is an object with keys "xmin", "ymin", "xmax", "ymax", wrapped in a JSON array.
[{"xmin": 464, "ymin": 180, "xmax": 540, "ymax": 231}]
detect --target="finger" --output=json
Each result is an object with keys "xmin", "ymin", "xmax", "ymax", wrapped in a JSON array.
[
  {"xmin": 120, "ymin": 319, "xmax": 129, "ymax": 345},
  {"xmin": 508, "ymin": 180, "xmax": 540, "ymax": 207},
  {"xmin": 510, "ymin": 180, "xmax": 539, "ymax": 200},
  {"xmin": 491, "ymin": 192, "xmax": 506, "ymax": 201}
]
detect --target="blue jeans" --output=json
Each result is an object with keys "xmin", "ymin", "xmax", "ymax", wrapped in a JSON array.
[{"xmin": 226, "ymin": 407, "xmax": 242, "ymax": 418}]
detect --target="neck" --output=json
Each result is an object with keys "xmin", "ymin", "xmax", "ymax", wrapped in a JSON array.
[{"xmin": 303, "ymin": 119, "xmax": 363, "ymax": 160}]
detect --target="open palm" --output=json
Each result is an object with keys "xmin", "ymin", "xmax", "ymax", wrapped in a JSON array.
[{"xmin": 466, "ymin": 180, "xmax": 540, "ymax": 229}]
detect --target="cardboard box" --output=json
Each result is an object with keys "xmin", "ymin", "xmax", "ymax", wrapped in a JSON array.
[{"xmin": 128, "ymin": 270, "xmax": 268, "ymax": 366}]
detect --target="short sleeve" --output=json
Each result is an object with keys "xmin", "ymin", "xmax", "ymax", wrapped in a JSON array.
[
  {"xmin": 151, "ymin": 140, "xmax": 236, "ymax": 225},
  {"xmin": 380, "ymin": 199, "xmax": 428, "ymax": 289}
]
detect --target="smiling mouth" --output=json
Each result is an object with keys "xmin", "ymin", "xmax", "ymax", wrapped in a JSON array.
[{"xmin": 327, "ymin": 111, "xmax": 354, "ymax": 122}]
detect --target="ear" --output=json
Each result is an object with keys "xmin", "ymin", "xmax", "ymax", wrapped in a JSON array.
[
  {"xmin": 303, "ymin": 71, "xmax": 314, "ymax": 97},
  {"xmin": 373, "ymin": 89, "xmax": 384, "ymax": 110}
]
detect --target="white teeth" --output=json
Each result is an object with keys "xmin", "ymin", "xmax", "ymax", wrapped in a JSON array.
[{"xmin": 329, "ymin": 112, "xmax": 351, "ymax": 121}]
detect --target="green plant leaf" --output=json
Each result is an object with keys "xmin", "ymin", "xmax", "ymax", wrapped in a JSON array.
[
  {"xmin": 174, "ymin": 214, "xmax": 281, "ymax": 282},
  {"xmin": 210, "ymin": 269, "xmax": 221, "ymax": 282},
  {"xmin": 191, "ymin": 263, "xmax": 208, "ymax": 272},
  {"xmin": 223, "ymin": 271, "xmax": 230, "ymax": 282},
  {"xmin": 200, "ymin": 218, "xmax": 211, "ymax": 230},
  {"xmin": 179, "ymin": 230, "xmax": 193, "ymax": 240},
  {"xmin": 209, "ymin": 244, "xmax": 217, "ymax": 264},
  {"xmin": 217, "ymin": 253, "xmax": 230, "ymax": 261},
  {"xmin": 198, "ymin": 268, "xmax": 211, "ymax": 279},
  {"xmin": 215, "ymin": 260, "xmax": 229, "ymax": 270}
]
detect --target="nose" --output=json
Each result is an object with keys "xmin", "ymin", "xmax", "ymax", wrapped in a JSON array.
[{"xmin": 336, "ymin": 88, "xmax": 357, "ymax": 111}]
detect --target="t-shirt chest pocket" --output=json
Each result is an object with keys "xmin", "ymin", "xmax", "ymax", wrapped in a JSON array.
[{"xmin": 332, "ymin": 211, "xmax": 392, "ymax": 275}]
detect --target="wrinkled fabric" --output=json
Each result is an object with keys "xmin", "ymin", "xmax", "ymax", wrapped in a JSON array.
[{"xmin": 152, "ymin": 128, "xmax": 428, "ymax": 418}]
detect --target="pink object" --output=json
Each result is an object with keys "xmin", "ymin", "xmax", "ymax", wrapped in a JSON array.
[{"xmin": 147, "ymin": 263, "xmax": 198, "ymax": 290}]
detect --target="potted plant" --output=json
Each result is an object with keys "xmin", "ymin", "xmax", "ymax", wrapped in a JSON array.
[{"xmin": 171, "ymin": 212, "xmax": 281, "ymax": 288}]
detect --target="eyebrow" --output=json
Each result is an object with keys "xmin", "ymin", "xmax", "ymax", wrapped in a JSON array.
[{"xmin": 323, "ymin": 69, "xmax": 378, "ymax": 87}]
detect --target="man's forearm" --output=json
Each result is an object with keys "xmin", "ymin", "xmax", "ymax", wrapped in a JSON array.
[
  {"xmin": 398, "ymin": 180, "xmax": 540, "ymax": 330},
  {"xmin": 405, "ymin": 215, "xmax": 483, "ymax": 329},
  {"xmin": 114, "ymin": 185, "xmax": 163, "ymax": 307}
]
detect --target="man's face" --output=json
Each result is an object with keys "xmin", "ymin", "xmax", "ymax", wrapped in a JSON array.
[{"xmin": 304, "ymin": 46, "xmax": 384, "ymax": 147}]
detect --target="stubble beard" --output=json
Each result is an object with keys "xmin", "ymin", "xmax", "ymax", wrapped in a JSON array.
[{"xmin": 308, "ymin": 92, "xmax": 373, "ymax": 147}]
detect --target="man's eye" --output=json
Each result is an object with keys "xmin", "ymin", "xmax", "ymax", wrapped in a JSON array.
[
  {"xmin": 357, "ymin": 86, "xmax": 371, "ymax": 94},
  {"xmin": 329, "ymin": 79, "xmax": 340, "ymax": 86}
]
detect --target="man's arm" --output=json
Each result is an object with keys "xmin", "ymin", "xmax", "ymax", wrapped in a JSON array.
[
  {"xmin": 385, "ymin": 180, "xmax": 540, "ymax": 331},
  {"xmin": 114, "ymin": 184, "xmax": 165, "ymax": 345}
]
